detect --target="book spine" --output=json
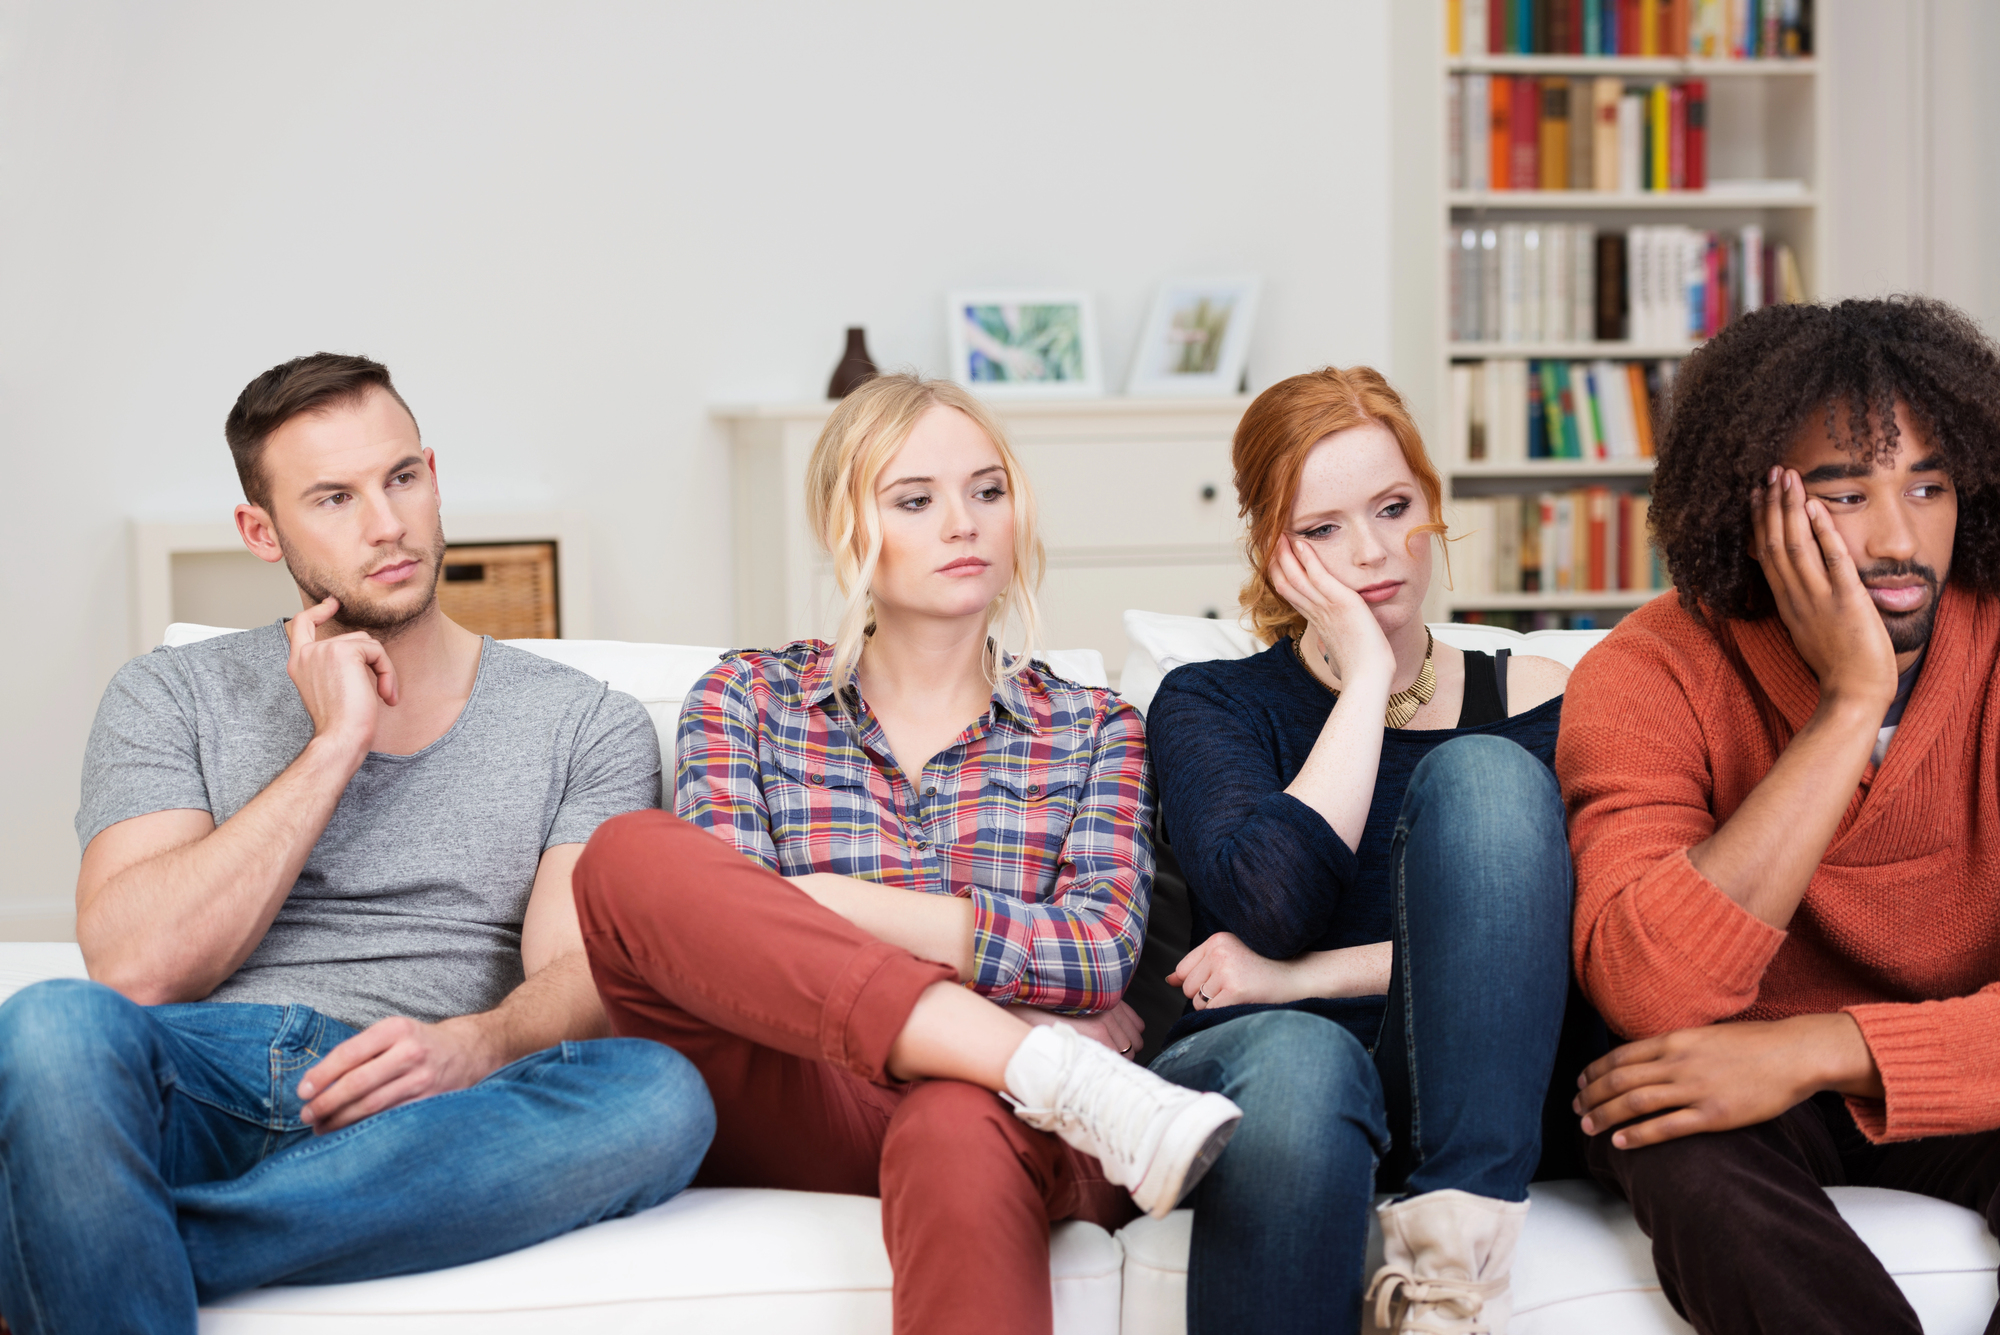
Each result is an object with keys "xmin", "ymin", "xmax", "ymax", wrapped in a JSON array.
[
  {"xmin": 1449, "ymin": 0, "xmax": 1464, "ymax": 53},
  {"xmin": 1585, "ymin": 0, "xmax": 1603, "ymax": 53},
  {"xmin": 1669, "ymin": 83, "xmax": 1687, "ymax": 190},
  {"xmin": 1550, "ymin": 0, "xmax": 1571, "ymax": 54},
  {"xmin": 1450, "ymin": 365, "xmax": 1474, "ymax": 462},
  {"xmin": 1449, "ymin": 75, "xmax": 1465, "ymax": 190},
  {"xmin": 1571, "ymin": 362, "xmax": 1603, "ymax": 459},
  {"xmin": 1540, "ymin": 494, "xmax": 1560, "ymax": 592},
  {"xmin": 1640, "ymin": 0, "xmax": 1660, "ymax": 55},
  {"xmin": 1513, "ymin": 76, "xmax": 1542, "ymax": 189},
  {"xmin": 1629, "ymin": 362, "xmax": 1657, "ymax": 456},
  {"xmin": 1572, "ymin": 222, "xmax": 1596, "ymax": 342},
  {"xmin": 1523, "ymin": 497, "xmax": 1544, "ymax": 592},
  {"xmin": 1554, "ymin": 494, "xmax": 1576, "ymax": 592},
  {"xmin": 1523, "ymin": 224, "xmax": 1545, "ymax": 340},
  {"xmin": 1482, "ymin": 227, "xmax": 1502, "ymax": 339},
  {"xmin": 1491, "ymin": 75, "xmax": 1513, "ymax": 191},
  {"xmin": 1527, "ymin": 362, "xmax": 1548, "ymax": 457},
  {"xmin": 1595, "ymin": 230, "xmax": 1626, "ymax": 340},
  {"xmin": 1685, "ymin": 80, "xmax": 1707, "ymax": 190},
  {"xmin": 1494, "ymin": 495, "xmax": 1523, "ymax": 592},
  {"xmin": 1568, "ymin": 76, "xmax": 1592, "ymax": 190},
  {"xmin": 1500, "ymin": 224, "xmax": 1525, "ymax": 341},
  {"xmin": 1608, "ymin": 487, "xmax": 1624, "ymax": 587},
  {"xmin": 1491, "ymin": 0, "xmax": 1507, "ymax": 52},
  {"xmin": 1544, "ymin": 223, "xmax": 1570, "ymax": 340},
  {"xmin": 1467, "ymin": 75, "xmax": 1491, "ymax": 192},
  {"xmin": 1592, "ymin": 77, "xmax": 1621, "ymax": 192},
  {"xmin": 1649, "ymin": 83, "xmax": 1671, "ymax": 191},
  {"xmin": 1586, "ymin": 487, "xmax": 1609, "ymax": 591},
  {"xmin": 1742, "ymin": 222, "xmax": 1764, "ymax": 311},
  {"xmin": 1465, "ymin": 0, "xmax": 1490, "ymax": 54},
  {"xmin": 1469, "ymin": 363, "xmax": 1488, "ymax": 459},
  {"xmin": 1617, "ymin": 92, "xmax": 1644, "ymax": 194},
  {"xmin": 1540, "ymin": 79, "xmax": 1569, "ymax": 191},
  {"xmin": 1539, "ymin": 360, "xmax": 1567, "ymax": 456}
]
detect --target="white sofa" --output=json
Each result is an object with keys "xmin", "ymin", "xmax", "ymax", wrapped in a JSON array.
[{"xmin": 5, "ymin": 616, "xmax": 1990, "ymax": 1333}]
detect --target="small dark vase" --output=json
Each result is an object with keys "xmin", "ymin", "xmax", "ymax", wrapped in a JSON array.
[{"xmin": 827, "ymin": 327, "xmax": 880, "ymax": 399}]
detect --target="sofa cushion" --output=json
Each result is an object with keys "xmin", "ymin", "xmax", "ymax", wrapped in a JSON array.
[
  {"xmin": 1117, "ymin": 1178, "xmax": 2000, "ymax": 1335},
  {"xmin": 200, "ymin": 1188, "xmax": 1123, "ymax": 1335},
  {"xmin": 0, "ymin": 945, "xmax": 1122, "ymax": 1334},
  {"xmin": 1115, "ymin": 609, "xmax": 1617, "ymax": 715},
  {"xmin": 160, "ymin": 625, "xmax": 1108, "ymax": 774}
]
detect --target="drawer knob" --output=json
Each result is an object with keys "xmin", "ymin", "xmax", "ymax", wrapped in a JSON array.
[{"xmin": 1200, "ymin": 485, "xmax": 1218, "ymax": 502}]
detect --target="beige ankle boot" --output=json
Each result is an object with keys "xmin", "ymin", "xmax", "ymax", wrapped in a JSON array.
[{"xmin": 1363, "ymin": 1189, "xmax": 1529, "ymax": 1334}]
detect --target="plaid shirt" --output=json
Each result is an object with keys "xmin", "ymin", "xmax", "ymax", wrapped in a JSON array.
[{"xmin": 674, "ymin": 640, "xmax": 1154, "ymax": 1014}]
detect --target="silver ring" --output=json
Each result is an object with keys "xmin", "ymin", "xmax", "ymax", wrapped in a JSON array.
[
  {"xmin": 1119, "ymin": 1043, "xmax": 1132, "ymax": 1054},
  {"xmin": 1198, "ymin": 992, "xmax": 1212, "ymax": 1003}
]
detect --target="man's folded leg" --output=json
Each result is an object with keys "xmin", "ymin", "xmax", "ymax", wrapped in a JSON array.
[{"xmin": 180, "ymin": 1035, "xmax": 714, "ymax": 1299}]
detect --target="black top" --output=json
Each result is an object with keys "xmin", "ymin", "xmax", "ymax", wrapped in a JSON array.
[{"xmin": 1147, "ymin": 639, "xmax": 1562, "ymax": 1048}]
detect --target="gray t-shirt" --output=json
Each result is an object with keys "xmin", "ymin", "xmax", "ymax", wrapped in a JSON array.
[{"xmin": 77, "ymin": 622, "xmax": 661, "ymax": 1027}]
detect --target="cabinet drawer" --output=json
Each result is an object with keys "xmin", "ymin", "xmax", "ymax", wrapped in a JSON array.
[
  {"xmin": 1012, "ymin": 439, "xmax": 1242, "ymax": 552},
  {"xmin": 1037, "ymin": 561, "xmax": 1251, "ymax": 686}
]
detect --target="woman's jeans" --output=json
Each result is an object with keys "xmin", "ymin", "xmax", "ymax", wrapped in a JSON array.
[
  {"xmin": 0, "ymin": 981, "xmax": 716, "ymax": 1335},
  {"xmin": 1150, "ymin": 735, "xmax": 1575, "ymax": 1335}
]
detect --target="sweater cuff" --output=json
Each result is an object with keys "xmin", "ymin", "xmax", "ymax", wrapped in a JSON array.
[
  {"xmin": 1631, "ymin": 848, "xmax": 1786, "ymax": 997},
  {"xmin": 1843, "ymin": 1002, "xmax": 1958, "ymax": 1142},
  {"xmin": 1262, "ymin": 790, "xmax": 1360, "ymax": 887}
]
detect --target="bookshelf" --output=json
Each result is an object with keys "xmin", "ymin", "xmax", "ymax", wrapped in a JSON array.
[{"xmin": 1391, "ymin": 3, "xmax": 1826, "ymax": 631}]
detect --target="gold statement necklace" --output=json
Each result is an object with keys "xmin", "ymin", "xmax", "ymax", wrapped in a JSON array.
[{"xmin": 1293, "ymin": 627, "xmax": 1438, "ymax": 728}]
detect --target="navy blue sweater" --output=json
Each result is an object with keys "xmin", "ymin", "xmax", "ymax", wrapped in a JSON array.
[{"xmin": 1149, "ymin": 638, "xmax": 1563, "ymax": 1047}]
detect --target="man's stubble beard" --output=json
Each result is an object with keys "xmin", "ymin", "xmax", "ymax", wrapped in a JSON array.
[
  {"xmin": 1861, "ymin": 558, "xmax": 1943, "ymax": 656},
  {"xmin": 282, "ymin": 525, "xmax": 449, "ymax": 636}
]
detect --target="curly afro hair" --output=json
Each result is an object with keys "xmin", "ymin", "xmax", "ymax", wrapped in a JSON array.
[{"xmin": 1653, "ymin": 295, "xmax": 2000, "ymax": 620}]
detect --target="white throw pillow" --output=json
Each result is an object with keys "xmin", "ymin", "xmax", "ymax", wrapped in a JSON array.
[{"xmin": 1117, "ymin": 609, "xmax": 1616, "ymax": 716}]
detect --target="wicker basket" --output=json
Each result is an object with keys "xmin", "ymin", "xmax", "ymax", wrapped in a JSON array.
[{"xmin": 436, "ymin": 542, "xmax": 559, "ymax": 639}]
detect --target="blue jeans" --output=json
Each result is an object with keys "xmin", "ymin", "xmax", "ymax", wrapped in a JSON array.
[
  {"xmin": 1151, "ymin": 734, "xmax": 1574, "ymax": 1335},
  {"xmin": 0, "ymin": 980, "xmax": 716, "ymax": 1335}
]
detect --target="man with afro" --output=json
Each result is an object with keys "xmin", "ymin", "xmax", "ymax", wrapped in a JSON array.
[{"xmin": 1556, "ymin": 296, "xmax": 2000, "ymax": 1334}]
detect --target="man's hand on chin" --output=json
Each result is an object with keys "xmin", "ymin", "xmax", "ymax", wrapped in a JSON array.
[
  {"xmin": 1574, "ymin": 1012, "xmax": 1884, "ymax": 1152},
  {"xmin": 297, "ymin": 1014, "xmax": 504, "ymax": 1134}
]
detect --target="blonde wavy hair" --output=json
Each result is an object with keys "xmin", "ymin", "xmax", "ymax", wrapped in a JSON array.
[
  {"xmin": 804, "ymin": 373, "xmax": 1046, "ymax": 694},
  {"xmin": 1233, "ymin": 366, "xmax": 1450, "ymax": 645}
]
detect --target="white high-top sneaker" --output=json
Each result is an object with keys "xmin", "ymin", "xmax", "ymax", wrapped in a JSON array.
[
  {"xmin": 1001, "ymin": 1022, "xmax": 1242, "ymax": 1219},
  {"xmin": 1364, "ymin": 1190, "xmax": 1530, "ymax": 1334}
]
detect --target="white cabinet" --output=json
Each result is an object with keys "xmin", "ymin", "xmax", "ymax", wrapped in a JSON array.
[{"xmin": 713, "ymin": 398, "xmax": 1253, "ymax": 684}]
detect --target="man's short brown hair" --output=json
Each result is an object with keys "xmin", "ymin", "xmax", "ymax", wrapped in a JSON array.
[{"xmin": 224, "ymin": 353, "xmax": 418, "ymax": 509}]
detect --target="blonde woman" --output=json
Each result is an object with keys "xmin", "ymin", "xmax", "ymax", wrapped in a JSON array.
[{"xmin": 571, "ymin": 373, "xmax": 1241, "ymax": 1335}]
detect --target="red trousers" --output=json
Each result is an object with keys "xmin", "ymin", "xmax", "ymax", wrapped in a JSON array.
[{"xmin": 573, "ymin": 810, "xmax": 1134, "ymax": 1335}]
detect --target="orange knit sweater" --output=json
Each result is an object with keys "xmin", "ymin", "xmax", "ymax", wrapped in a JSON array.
[{"xmin": 1557, "ymin": 584, "xmax": 2000, "ymax": 1143}]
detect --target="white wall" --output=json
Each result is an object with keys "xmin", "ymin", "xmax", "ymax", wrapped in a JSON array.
[
  {"xmin": 0, "ymin": 1, "xmax": 1393, "ymax": 933},
  {"xmin": 1824, "ymin": 0, "xmax": 2000, "ymax": 331}
]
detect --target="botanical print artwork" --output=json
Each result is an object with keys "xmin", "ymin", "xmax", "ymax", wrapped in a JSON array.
[
  {"xmin": 1166, "ymin": 295, "xmax": 1237, "ymax": 376},
  {"xmin": 960, "ymin": 303, "xmax": 1087, "ymax": 383}
]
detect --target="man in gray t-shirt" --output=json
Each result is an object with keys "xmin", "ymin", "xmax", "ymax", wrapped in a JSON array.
[{"xmin": 0, "ymin": 354, "xmax": 713, "ymax": 1335}]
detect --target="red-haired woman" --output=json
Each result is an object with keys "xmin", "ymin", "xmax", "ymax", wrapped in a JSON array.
[{"xmin": 1145, "ymin": 367, "xmax": 1580, "ymax": 1334}]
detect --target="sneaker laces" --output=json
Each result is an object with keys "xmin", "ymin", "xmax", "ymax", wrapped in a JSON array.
[{"xmin": 1365, "ymin": 1267, "xmax": 1494, "ymax": 1332}]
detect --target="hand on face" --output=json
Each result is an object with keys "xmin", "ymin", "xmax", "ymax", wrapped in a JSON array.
[
  {"xmin": 286, "ymin": 596, "xmax": 398, "ymax": 762},
  {"xmin": 1269, "ymin": 535, "xmax": 1396, "ymax": 687},
  {"xmin": 1750, "ymin": 466, "xmax": 1898, "ymax": 711}
]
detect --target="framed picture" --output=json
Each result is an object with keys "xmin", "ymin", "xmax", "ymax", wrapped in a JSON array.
[
  {"xmin": 946, "ymin": 291, "xmax": 1103, "ymax": 398},
  {"xmin": 1125, "ymin": 276, "xmax": 1261, "ymax": 397}
]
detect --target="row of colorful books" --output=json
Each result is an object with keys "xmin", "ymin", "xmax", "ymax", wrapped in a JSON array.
[
  {"xmin": 1449, "ymin": 76, "xmax": 1711, "ymax": 193},
  {"xmin": 1447, "ymin": 0, "xmax": 1813, "ymax": 59},
  {"xmin": 1447, "ymin": 358, "xmax": 1671, "ymax": 463},
  {"xmin": 1448, "ymin": 490, "xmax": 1668, "ymax": 596},
  {"xmin": 1452, "ymin": 609, "xmax": 1621, "ymax": 630},
  {"xmin": 1449, "ymin": 223, "xmax": 1802, "ymax": 345}
]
